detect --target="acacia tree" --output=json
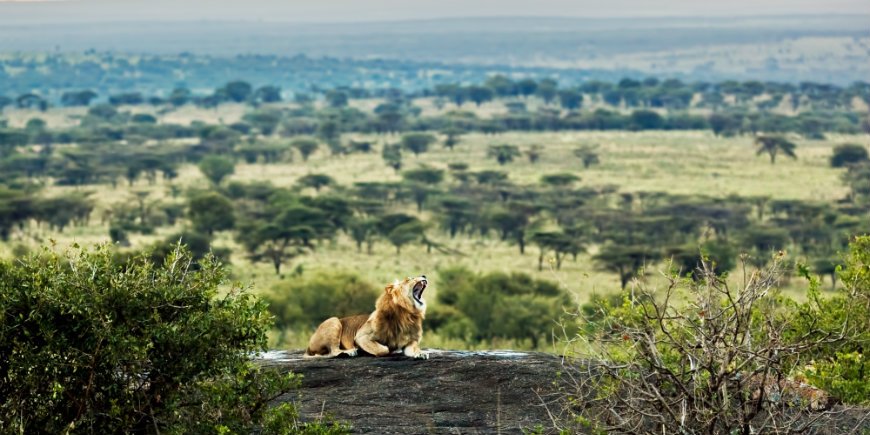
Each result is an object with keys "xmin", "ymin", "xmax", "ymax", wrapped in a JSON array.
[
  {"xmin": 594, "ymin": 244, "xmax": 662, "ymax": 289},
  {"xmin": 290, "ymin": 137, "xmax": 319, "ymax": 161},
  {"xmin": 402, "ymin": 167, "xmax": 444, "ymax": 211},
  {"xmin": 401, "ymin": 133, "xmax": 436, "ymax": 157},
  {"xmin": 348, "ymin": 217, "xmax": 378, "ymax": 253},
  {"xmin": 296, "ymin": 173, "xmax": 335, "ymax": 192},
  {"xmin": 238, "ymin": 205, "xmax": 334, "ymax": 274},
  {"xmin": 485, "ymin": 202, "xmax": 538, "ymax": 254},
  {"xmin": 387, "ymin": 221, "xmax": 426, "ymax": 255},
  {"xmin": 442, "ymin": 127, "xmax": 464, "ymax": 150},
  {"xmin": 525, "ymin": 145, "xmax": 542, "ymax": 163},
  {"xmin": 530, "ymin": 231, "xmax": 578, "ymax": 271},
  {"xmin": 541, "ymin": 173, "xmax": 580, "ymax": 189},
  {"xmin": 755, "ymin": 135, "xmax": 797, "ymax": 164},
  {"xmin": 198, "ymin": 155, "xmax": 235, "ymax": 185},
  {"xmin": 439, "ymin": 197, "xmax": 473, "ymax": 238},
  {"xmin": 487, "ymin": 144, "xmax": 521, "ymax": 165},
  {"xmin": 382, "ymin": 143, "xmax": 403, "ymax": 172},
  {"xmin": 574, "ymin": 145, "xmax": 600, "ymax": 168},
  {"xmin": 187, "ymin": 191, "xmax": 235, "ymax": 235}
]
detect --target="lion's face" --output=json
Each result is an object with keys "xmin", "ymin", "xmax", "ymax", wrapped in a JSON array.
[{"xmin": 389, "ymin": 275, "xmax": 428, "ymax": 310}]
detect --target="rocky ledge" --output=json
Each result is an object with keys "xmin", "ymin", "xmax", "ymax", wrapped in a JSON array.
[
  {"xmin": 258, "ymin": 350, "xmax": 870, "ymax": 435},
  {"xmin": 258, "ymin": 350, "xmax": 563, "ymax": 434}
]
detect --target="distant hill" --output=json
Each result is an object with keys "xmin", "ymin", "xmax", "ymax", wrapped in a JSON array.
[{"xmin": 0, "ymin": 15, "xmax": 868, "ymax": 84}]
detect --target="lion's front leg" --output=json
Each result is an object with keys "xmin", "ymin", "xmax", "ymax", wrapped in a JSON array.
[
  {"xmin": 355, "ymin": 333, "xmax": 390, "ymax": 357},
  {"xmin": 403, "ymin": 340, "xmax": 428, "ymax": 359}
]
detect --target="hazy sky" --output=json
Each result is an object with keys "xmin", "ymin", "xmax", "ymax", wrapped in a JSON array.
[{"xmin": 2, "ymin": 0, "xmax": 869, "ymax": 23}]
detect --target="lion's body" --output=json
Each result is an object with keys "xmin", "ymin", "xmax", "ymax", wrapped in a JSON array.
[
  {"xmin": 304, "ymin": 276, "xmax": 428, "ymax": 359},
  {"xmin": 305, "ymin": 314, "xmax": 369, "ymax": 358}
]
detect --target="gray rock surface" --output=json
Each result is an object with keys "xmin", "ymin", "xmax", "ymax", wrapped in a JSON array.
[{"xmin": 258, "ymin": 350, "xmax": 564, "ymax": 434}]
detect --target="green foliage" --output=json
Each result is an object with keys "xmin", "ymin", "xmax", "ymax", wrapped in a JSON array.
[
  {"xmin": 237, "ymin": 203, "xmax": 336, "ymax": 274},
  {"xmin": 667, "ymin": 241, "xmax": 736, "ymax": 278},
  {"xmin": 573, "ymin": 145, "xmax": 600, "ymax": 168},
  {"xmin": 830, "ymin": 143, "xmax": 869, "ymax": 168},
  {"xmin": 565, "ymin": 254, "xmax": 844, "ymax": 434},
  {"xmin": 442, "ymin": 127, "xmax": 464, "ymax": 150},
  {"xmin": 296, "ymin": 173, "xmax": 335, "ymax": 192},
  {"xmin": 325, "ymin": 90, "xmax": 349, "ymax": 108},
  {"xmin": 594, "ymin": 244, "xmax": 662, "ymax": 289},
  {"xmin": 198, "ymin": 155, "xmax": 236, "ymax": 185},
  {"xmin": 755, "ymin": 135, "xmax": 798, "ymax": 164},
  {"xmin": 386, "ymin": 219, "xmax": 425, "ymax": 254},
  {"xmin": 402, "ymin": 167, "xmax": 444, "ymax": 185},
  {"xmin": 0, "ymin": 243, "xmax": 345, "ymax": 434},
  {"xmin": 243, "ymin": 109, "xmax": 283, "ymax": 135},
  {"xmin": 541, "ymin": 172, "xmax": 580, "ymax": 188},
  {"xmin": 432, "ymin": 267, "xmax": 570, "ymax": 347},
  {"xmin": 265, "ymin": 272, "xmax": 380, "ymax": 330},
  {"xmin": 220, "ymin": 80, "xmax": 254, "ymax": 103},
  {"xmin": 487, "ymin": 144, "xmax": 521, "ymax": 165},
  {"xmin": 400, "ymin": 132, "xmax": 436, "ymax": 156},
  {"xmin": 188, "ymin": 191, "xmax": 236, "ymax": 235},
  {"xmin": 381, "ymin": 143, "xmax": 403, "ymax": 171},
  {"xmin": 793, "ymin": 236, "xmax": 870, "ymax": 404},
  {"xmin": 290, "ymin": 137, "xmax": 320, "ymax": 161}
]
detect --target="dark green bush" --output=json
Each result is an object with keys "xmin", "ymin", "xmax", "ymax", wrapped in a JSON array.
[
  {"xmin": 830, "ymin": 143, "xmax": 869, "ymax": 168},
  {"xmin": 433, "ymin": 267, "xmax": 571, "ymax": 348},
  {"xmin": 0, "ymin": 243, "xmax": 346, "ymax": 434},
  {"xmin": 266, "ymin": 272, "xmax": 380, "ymax": 330}
]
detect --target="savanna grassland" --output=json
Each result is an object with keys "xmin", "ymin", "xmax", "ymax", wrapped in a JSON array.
[
  {"xmin": 2, "ymin": 102, "xmax": 863, "ymax": 311},
  {"xmin": 2, "ymin": 65, "xmax": 870, "ymax": 353},
  {"xmin": 3, "ymin": 10, "xmax": 870, "ymax": 433}
]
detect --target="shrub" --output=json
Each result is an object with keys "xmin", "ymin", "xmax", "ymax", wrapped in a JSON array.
[
  {"xmin": 792, "ymin": 236, "xmax": 870, "ymax": 404},
  {"xmin": 559, "ymin": 254, "xmax": 851, "ymax": 434},
  {"xmin": 830, "ymin": 143, "xmax": 869, "ymax": 168},
  {"xmin": 266, "ymin": 272, "xmax": 380, "ymax": 330},
  {"xmin": 433, "ymin": 267, "xmax": 570, "ymax": 348},
  {"xmin": 0, "ymin": 243, "xmax": 345, "ymax": 434}
]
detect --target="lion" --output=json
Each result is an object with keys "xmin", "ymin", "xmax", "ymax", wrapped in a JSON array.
[{"xmin": 304, "ymin": 275, "xmax": 429, "ymax": 359}]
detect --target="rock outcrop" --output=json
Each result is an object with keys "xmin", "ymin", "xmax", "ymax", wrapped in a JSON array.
[
  {"xmin": 259, "ymin": 350, "xmax": 563, "ymax": 434},
  {"xmin": 259, "ymin": 350, "xmax": 870, "ymax": 435}
]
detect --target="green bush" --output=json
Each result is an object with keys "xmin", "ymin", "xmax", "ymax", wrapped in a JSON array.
[
  {"xmin": 433, "ymin": 267, "xmax": 571, "ymax": 348},
  {"xmin": 0, "ymin": 243, "xmax": 346, "ymax": 434},
  {"xmin": 793, "ymin": 236, "xmax": 870, "ymax": 404},
  {"xmin": 266, "ymin": 272, "xmax": 380, "ymax": 330}
]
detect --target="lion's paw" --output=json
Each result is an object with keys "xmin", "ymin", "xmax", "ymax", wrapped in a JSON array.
[
  {"xmin": 344, "ymin": 348, "xmax": 358, "ymax": 357},
  {"xmin": 414, "ymin": 351, "xmax": 430, "ymax": 360}
]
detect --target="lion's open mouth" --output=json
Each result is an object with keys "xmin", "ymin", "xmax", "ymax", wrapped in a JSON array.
[{"xmin": 412, "ymin": 279, "xmax": 427, "ymax": 304}]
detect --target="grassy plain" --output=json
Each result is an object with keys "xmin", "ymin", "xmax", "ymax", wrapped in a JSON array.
[{"xmin": 2, "ymin": 104, "xmax": 866, "ymax": 348}]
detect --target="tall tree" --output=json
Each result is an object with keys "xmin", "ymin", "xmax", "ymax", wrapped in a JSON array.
[
  {"xmin": 558, "ymin": 89, "xmax": 583, "ymax": 110},
  {"xmin": 594, "ymin": 244, "xmax": 662, "ymax": 289},
  {"xmin": 198, "ymin": 155, "xmax": 235, "ymax": 185},
  {"xmin": 238, "ymin": 205, "xmax": 334, "ymax": 274},
  {"xmin": 221, "ymin": 81, "xmax": 253, "ymax": 103},
  {"xmin": 188, "ymin": 191, "xmax": 235, "ymax": 235},
  {"xmin": 466, "ymin": 86, "xmax": 495, "ymax": 106},
  {"xmin": 487, "ymin": 144, "xmax": 521, "ymax": 165},
  {"xmin": 290, "ymin": 137, "xmax": 320, "ymax": 161},
  {"xmin": 401, "ymin": 133, "xmax": 436, "ymax": 157},
  {"xmin": 381, "ymin": 143, "xmax": 403, "ymax": 172},
  {"xmin": 755, "ymin": 135, "xmax": 797, "ymax": 164},
  {"xmin": 296, "ymin": 173, "xmax": 335, "ymax": 192}
]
